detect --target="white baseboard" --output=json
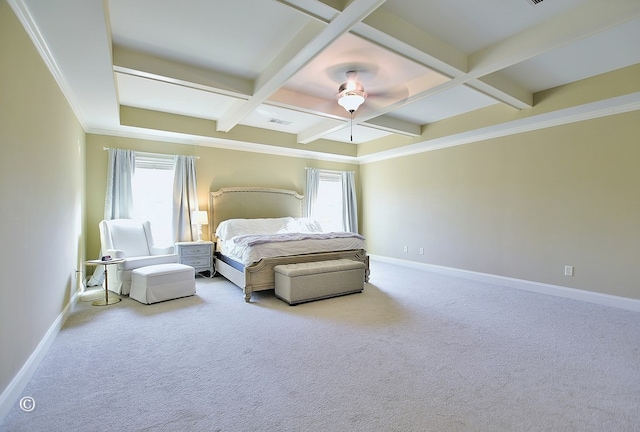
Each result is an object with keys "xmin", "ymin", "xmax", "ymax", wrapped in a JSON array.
[
  {"xmin": 370, "ymin": 255, "xmax": 640, "ymax": 313},
  {"xmin": 0, "ymin": 290, "xmax": 79, "ymax": 422}
]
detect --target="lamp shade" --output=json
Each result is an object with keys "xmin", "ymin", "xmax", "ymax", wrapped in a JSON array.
[
  {"xmin": 338, "ymin": 93, "xmax": 365, "ymax": 112},
  {"xmin": 337, "ymin": 75, "xmax": 366, "ymax": 113},
  {"xmin": 191, "ymin": 210, "xmax": 208, "ymax": 225}
]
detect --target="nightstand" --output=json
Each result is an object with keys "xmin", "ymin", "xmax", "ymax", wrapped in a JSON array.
[{"xmin": 175, "ymin": 241, "xmax": 214, "ymax": 277}]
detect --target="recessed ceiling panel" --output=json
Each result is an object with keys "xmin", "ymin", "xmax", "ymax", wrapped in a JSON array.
[
  {"xmin": 116, "ymin": 73, "xmax": 238, "ymax": 120},
  {"xmin": 241, "ymin": 104, "xmax": 389, "ymax": 144},
  {"xmin": 499, "ymin": 18, "xmax": 640, "ymax": 93},
  {"xmin": 324, "ymin": 124, "xmax": 393, "ymax": 144},
  {"xmin": 382, "ymin": 0, "xmax": 589, "ymax": 53},
  {"xmin": 241, "ymin": 104, "xmax": 332, "ymax": 135},
  {"xmin": 109, "ymin": 0, "xmax": 310, "ymax": 78},
  {"xmin": 388, "ymin": 85, "xmax": 499, "ymax": 125}
]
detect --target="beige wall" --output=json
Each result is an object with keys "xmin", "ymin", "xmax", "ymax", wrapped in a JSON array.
[
  {"xmin": 85, "ymin": 135, "xmax": 360, "ymax": 259},
  {"xmin": 0, "ymin": 0, "xmax": 85, "ymax": 399},
  {"xmin": 361, "ymin": 111, "xmax": 640, "ymax": 299}
]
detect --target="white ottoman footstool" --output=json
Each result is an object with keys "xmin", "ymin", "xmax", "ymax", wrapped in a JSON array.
[{"xmin": 130, "ymin": 263, "xmax": 195, "ymax": 304}]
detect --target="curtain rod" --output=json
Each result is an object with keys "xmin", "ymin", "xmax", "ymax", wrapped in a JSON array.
[
  {"xmin": 103, "ymin": 147, "xmax": 199, "ymax": 159},
  {"xmin": 305, "ymin": 167, "xmax": 354, "ymax": 174}
]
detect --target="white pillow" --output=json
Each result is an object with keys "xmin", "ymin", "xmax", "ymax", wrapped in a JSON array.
[
  {"xmin": 216, "ymin": 217, "xmax": 294, "ymax": 240},
  {"xmin": 280, "ymin": 218, "xmax": 323, "ymax": 233}
]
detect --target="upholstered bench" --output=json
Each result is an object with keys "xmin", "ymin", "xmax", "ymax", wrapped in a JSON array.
[
  {"xmin": 274, "ymin": 259, "xmax": 365, "ymax": 305},
  {"xmin": 130, "ymin": 263, "xmax": 196, "ymax": 304}
]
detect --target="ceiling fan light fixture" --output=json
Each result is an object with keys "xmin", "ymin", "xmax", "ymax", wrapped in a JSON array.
[
  {"xmin": 338, "ymin": 93, "xmax": 365, "ymax": 112},
  {"xmin": 337, "ymin": 79, "xmax": 366, "ymax": 113}
]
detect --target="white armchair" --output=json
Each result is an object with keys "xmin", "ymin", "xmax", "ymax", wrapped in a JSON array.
[{"xmin": 99, "ymin": 219, "xmax": 179, "ymax": 295}]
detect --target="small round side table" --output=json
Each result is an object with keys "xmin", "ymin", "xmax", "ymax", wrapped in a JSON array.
[{"xmin": 84, "ymin": 258, "xmax": 125, "ymax": 306}]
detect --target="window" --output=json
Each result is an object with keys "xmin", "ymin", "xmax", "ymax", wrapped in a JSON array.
[
  {"xmin": 313, "ymin": 171, "xmax": 344, "ymax": 232},
  {"xmin": 132, "ymin": 153, "xmax": 174, "ymax": 246},
  {"xmin": 306, "ymin": 168, "xmax": 358, "ymax": 233}
]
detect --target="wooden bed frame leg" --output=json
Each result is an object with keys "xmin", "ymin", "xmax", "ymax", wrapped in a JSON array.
[
  {"xmin": 365, "ymin": 255, "xmax": 370, "ymax": 282},
  {"xmin": 243, "ymin": 287, "xmax": 252, "ymax": 303}
]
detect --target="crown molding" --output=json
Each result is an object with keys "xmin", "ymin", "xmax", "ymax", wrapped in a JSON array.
[
  {"xmin": 357, "ymin": 91, "xmax": 640, "ymax": 164},
  {"xmin": 90, "ymin": 90, "xmax": 640, "ymax": 166},
  {"xmin": 7, "ymin": 0, "xmax": 89, "ymax": 129},
  {"xmin": 87, "ymin": 127, "xmax": 360, "ymax": 164}
]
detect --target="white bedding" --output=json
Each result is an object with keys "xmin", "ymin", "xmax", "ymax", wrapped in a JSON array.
[
  {"xmin": 216, "ymin": 217, "xmax": 366, "ymax": 266},
  {"xmin": 219, "ymin": 235, "xmax": 366, "ymax": 266}
]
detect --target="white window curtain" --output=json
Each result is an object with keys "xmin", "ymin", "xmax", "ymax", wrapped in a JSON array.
[
  {"xmin": 172, "ymin": 155, "xmax": 199, "ymax": 242},
  {"xmin": 104, "ymin": 149, "xmax": 136, "ymax": 220},
  {"xmin": 88, "ymin": 149, "xmax": 135, "ymax": 286},
  {"xmin": 305, "ymin": 167, "xmax": 359, "ymax": 233},
  {"xmin": 304, "ymin": 167, "xmax": 320, "ymax": 217},
  {"xmin": 341, "ymin": 170, "xmax": 358, "ymax": 233}
]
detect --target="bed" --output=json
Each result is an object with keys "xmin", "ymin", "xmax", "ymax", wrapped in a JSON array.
[{"xmin": 209, "ymin": 187, "xmax": 369, "ymax": 302}]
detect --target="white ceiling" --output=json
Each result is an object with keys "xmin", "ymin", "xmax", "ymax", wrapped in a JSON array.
[{"xmin": 9, "ymin": 0, "xmax": 640, "ymax": 155}]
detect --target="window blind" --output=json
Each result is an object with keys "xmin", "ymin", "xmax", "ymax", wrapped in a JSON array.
[{"xmin": 134, "ymin": 152, "xmax": 175, "ymax": 170}]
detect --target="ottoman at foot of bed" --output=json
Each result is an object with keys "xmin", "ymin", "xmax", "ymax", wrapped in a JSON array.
[{"xmin": 273, "ymin": 259, "xmax": 366, "ymax": 305}]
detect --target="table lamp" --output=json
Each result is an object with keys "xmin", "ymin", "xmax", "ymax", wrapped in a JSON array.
[{"xmin": 191, "ymin": 210, "xmax": 208, "ymax": 241}]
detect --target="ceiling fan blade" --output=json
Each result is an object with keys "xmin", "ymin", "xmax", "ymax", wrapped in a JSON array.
[
  {"xmin": 326, "ymin": 63, "xmax": 378, "ymax": 85},
  {"xmin": 365, "ymin": 84, "xmax": 410, "ymax": 111}
]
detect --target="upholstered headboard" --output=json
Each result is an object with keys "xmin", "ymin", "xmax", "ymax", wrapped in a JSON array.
[{"xmin": 209, "ymin": 187, "xmax": 304, "ymax": 240}]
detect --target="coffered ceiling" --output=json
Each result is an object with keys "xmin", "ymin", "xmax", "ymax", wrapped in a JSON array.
[{"xmin": 9, "ymin": 0, "xmax": 640, "ymax": 161}]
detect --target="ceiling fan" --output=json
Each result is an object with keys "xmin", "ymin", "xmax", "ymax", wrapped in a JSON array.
[
  {"xmin": 333, "ymin": 68, "xmax": 408, "ymax": 142},
  {"xmin": 336, "ymin": 71, "xmax": 367, "ymax": 142},
  {"xmin": 337, "ymin": 71, "xmax": 367, "ymax": 114}
]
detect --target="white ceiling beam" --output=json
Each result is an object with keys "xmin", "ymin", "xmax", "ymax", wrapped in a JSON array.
[
  {"xmin": 359, "ymin": 1, "xmax": 640, "ymax": 110},
  {"xmin": 297, "ymin": 118, "xmax": 347, "ymax": 144},
  {"xmin": 274, "ymin": 0, "xmax": 340, "ymax": 22},
  {"xmin": 358, "ymin": 7, "xmax": 468, "ymax": 77},
  {"xmin": 469, "ymin": 72, "xmax": 533, "ymax": 109},
  {"xmin": 280, "ymin": 0, "xmax": 640, "ymax": 143},
  {"xmin": 216, "ymin": 0, "xmax": 388, "ymax": 133},
  {"xmin": 354, "ymin": 10, "xmax": 534, "ymax": 109},
  {"xmin": 269, "ymin": 87, "xmax": 350, "ymax": 119},
  {"xmin": 468, "ymin": 0, "xmax": 640, "ymax": 77},
  {"xmin": 112, "ymin": 45, "xmax": 253, "ymax": 98},
  {"xmin": 279, "ymin": 2, "xmax": 468, "ymax": 77},
  {"xmin": 277, "ymin": 0, "xmax": 533, "ymax": 141},
  {"xmin": 268, "ymin": 88, "xmax": 422, "ymax": 140},
  {"xmin": 297, "ymin": 111, "xmax": 421, "ymax": 144},
  {"xmin": 297, "ymin": 70, "xmax": 453, "ymax": 143}
]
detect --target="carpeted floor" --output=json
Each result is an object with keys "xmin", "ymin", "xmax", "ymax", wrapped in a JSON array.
[{"xmin": 2, "ymin": 259, "xmax": 640, "ymax": 431}]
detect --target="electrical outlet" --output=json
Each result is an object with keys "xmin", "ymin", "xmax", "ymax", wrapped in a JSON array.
[
  {"xmin": 403, "ymin": 245, "xmax": 408, "ymax": 253},
  {"xmin": 564, "ymin": 265, "xmax": 574, "ymax": 276},
  {"xmin": 419, "ymin": 247, "xmax": 424, "ymax": 255}
]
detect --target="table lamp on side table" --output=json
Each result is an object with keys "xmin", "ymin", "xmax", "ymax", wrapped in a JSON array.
[{"xmin": 191, "ymin": 210, "xmax": 208, "ymax": 242}]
